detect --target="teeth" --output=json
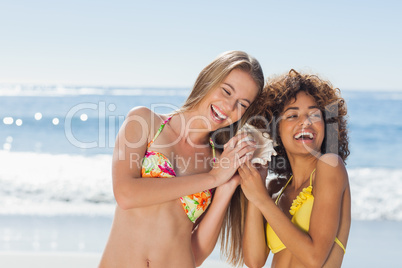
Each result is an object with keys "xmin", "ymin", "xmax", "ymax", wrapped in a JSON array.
[
  {"xmin": 294, "ymin": 132, "xmax": 314, "ymax": 139},
  {"xmin": 212, "ymin": 105, "xmax": 227, "ymax": 120}
]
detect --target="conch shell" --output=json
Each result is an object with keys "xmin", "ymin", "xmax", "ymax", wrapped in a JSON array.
[{"xmin": 236, "ymin": 123, "xmax": 277, "ymax": 166}]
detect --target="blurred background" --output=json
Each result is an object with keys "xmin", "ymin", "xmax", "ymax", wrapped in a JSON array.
[{"xmin": 0, "ymin": 1, "xmax": 401, "ymax": 267}]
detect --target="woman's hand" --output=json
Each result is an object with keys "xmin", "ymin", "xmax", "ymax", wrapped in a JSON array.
[
  {"xmin": 209, "ymin": 133, "xmax": 256, "ymax": 186},
  {"xmin": 239, "ymin": 161, "xmax": 269, "ymax": 206},
  {"xmin": 216, "ymin": 173, "xmax": 241, "ymax": 193}
]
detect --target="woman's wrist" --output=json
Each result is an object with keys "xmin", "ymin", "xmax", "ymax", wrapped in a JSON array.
[
  {"xmin": 208, "ymin": 168, "xmax": 229, "ymax": 187},
  {"xmin": 216, "ymin": 180, "xmax": 238, "ymax": 196},
  {"xmin": 251, "ymin": 191, "xmax": 271, "ymax": 210}
]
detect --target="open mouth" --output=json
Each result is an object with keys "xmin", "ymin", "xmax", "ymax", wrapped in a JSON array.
[
  {"xmin": 211, "ymin": 104, "xmax": 228, "ymax": 122},
  {"xmin": 294, "ymin": 131, "xmax": 314, "ymax": 141}
]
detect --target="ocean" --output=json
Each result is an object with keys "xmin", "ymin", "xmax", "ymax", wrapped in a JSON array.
[
  {"xmin": 0, "ymin": 85, "xmax": 401, "ymax": 264},
  {"xmin": 0, "ymin": 85, "xmax": 190, "ymax": 217}
]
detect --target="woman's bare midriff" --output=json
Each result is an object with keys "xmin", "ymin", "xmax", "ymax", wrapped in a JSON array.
[
  {"xmin": 99, "ymin": 198, "xmax": 195, "ymax": 268},
  {"xmin": 271, "ymin": 245, "xmax": 345, "ymax": 268}
]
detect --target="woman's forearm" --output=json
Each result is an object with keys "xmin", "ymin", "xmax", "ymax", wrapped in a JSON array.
[
  {"xmin": 243, "ymin": 201, "xmax": 269, "ymax": 268},
  {"xmin": 191, "ymin": 181, "xmax": 239, "ymax": 266}
]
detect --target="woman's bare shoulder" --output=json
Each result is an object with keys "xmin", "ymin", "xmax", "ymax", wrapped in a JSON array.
[
  {"xmin": 316, "ymin": 153, "xmax": 348, "ymax": 188},
  {"xmin": 125, "ymin": 107, "xmax": 166, "ymax": 133},
  {"xmin": 127, "ymin": 106, "xmax": 157, "ymax": 121}
]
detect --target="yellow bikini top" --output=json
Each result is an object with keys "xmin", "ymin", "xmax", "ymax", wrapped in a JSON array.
[{"xmin": 266, "ymin": 169, "xmax": 346, "ymax": 254}]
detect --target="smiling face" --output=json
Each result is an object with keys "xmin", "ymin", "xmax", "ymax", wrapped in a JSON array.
[
  {"xmin": 196, "ymin": 68, "xmax": 259, "ymax": 130},
  {"xmin": 278, "ymin": 91, "xmax": 325, "ymax": 157}
]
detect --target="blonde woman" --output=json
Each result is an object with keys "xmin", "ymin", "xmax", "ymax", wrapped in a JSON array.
[{"xmin": 99, "ymin": 51, "xmax": 265, "ymax": 268}]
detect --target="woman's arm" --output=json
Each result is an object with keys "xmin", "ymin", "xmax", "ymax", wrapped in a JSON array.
[
  {"xmin": 191, "ymin": 164, "xmax": 269, "ymax": 266},
  {"xmin": 240, "ymin": 154, "xmax": 348, "ymax": 268},
  {"xmin": 113, "ymin": 107, "xmax": 255, "ymax": 210},
  {"xmin": 242, "ymin": 165, "xmax": 270, "ymax": 268},
  {"xmin": 243, "ymin": 200, "xmax": 269, "ymax": 268},
  {"xmin": 191, "ymin": 175, "xmax": 240, "ymax": 266}
]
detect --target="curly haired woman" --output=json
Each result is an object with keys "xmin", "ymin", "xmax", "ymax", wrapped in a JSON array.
[{"xmin": 238, "ymin": 69, "xmax": 351, "ymax": 268}]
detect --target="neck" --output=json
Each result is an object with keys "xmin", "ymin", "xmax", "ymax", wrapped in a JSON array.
[
  {"xmin": 170, "ymin": 111, "xmax": 211, "ymax": 146},
  {"xmin": 287, "ymin": 153, "xmax": 319, "ymax": 189}
]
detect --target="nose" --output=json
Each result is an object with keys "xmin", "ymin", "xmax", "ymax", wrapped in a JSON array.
[
  {"xmin": 223, "ymin": 98, "xmax": 237, "ymax": 112},
  {"xmin": 221, "ymin": 99, "xmax": 242, "ymax": 123},
  {"xmin": 300, "ymin": 114, "xmax": 312, "ymax": 126}
]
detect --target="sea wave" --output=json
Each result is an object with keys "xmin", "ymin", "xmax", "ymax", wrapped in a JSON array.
[
  {"xmin": 0, "ymin": 151, "xmax": 115, "ymax": 216},
  {"xmin": 349, "ymin": 168, "xmax": 402, "ymax": 221},
  {"xmin": 0, "ymin": 151, "xmax": 401, "ymax": 220}
]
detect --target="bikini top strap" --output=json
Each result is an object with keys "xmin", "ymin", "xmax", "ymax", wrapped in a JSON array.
[
  {"xmin": 310, "ymin": 168, "xmax": 316, "ymax": 186},
  {"xmin": 147, "ymin": 115, "xmax": 173, "ymax": 148},
  {"xmin": 275, "ymin": 168, "xmax": 316, "ymax": 205},
  {"xmin": 148, "ymin": 115, "xmax": 216, "ymax": 164},
  {"xmin": 275, "ymin": 175, "xmax": 293, "ymax": 205},
  {"xmin": 209, "ymin": 137, "xmax": 216, "ymax": 164}
]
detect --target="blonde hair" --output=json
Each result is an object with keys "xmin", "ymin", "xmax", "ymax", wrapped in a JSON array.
[
  {"xmin": 180, "ymin": 50, "xmax": 264, "ymax": 112},
  {"xmin": 177, "ymin": 51, "xmax": 264, "ymax": 266},
  {"xmin": 178, "ymin": 50, "xmax": 265, "ymax": 149}
]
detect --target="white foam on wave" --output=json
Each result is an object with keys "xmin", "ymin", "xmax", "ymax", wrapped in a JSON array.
[
  {"xmin": 1, "ymin": 151, "xmax": 401, "ymax": 220},
  {"xmin": 0, "ymin": 151, "xmax": 115, "ymax": 216},
  {"xmin": 349, "ymin": 168, "xmax": 402, "ymax": 221}
]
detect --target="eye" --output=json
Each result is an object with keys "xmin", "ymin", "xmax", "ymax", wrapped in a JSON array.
[
  {"xmin": 311, "ymin": 113, "xmax": 321, "ymax": 118},
  {"xmin": 222, "ymin": 87, "xmax": 231, "ymax": 96},
  {"xmin": 286, "ymin": 114, "xmax": 298, "ymax": 120},
  {"xmin": 238, "ymin": 101, "xmax": 248, "ymax": 109},
  {"xmin": 309, "ymin": 111, "xmax": 322, "ymax": 120}
]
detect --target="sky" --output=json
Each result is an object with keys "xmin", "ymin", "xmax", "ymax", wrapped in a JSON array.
[{"xmin": 0, "ymin": 0, "xmax": 401, "ymax": 91}]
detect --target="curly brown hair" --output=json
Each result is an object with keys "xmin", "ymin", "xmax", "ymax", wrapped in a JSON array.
[{"xmin": 263, "ymin": 69, "xmax": 350, "ymax": 180}]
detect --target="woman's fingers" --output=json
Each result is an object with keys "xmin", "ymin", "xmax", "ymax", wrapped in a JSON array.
[
  {"xmin": 239, "ymin": 161, "xmax": 251, "ymax": 178},
  {"xmin": 245, "ymin": 160, "xmax": 257, "ymax": 174},
  {"xmin": 220, "ymin": 134, "xmax": 256, "ymax": 171},
  {"xmin": 212, "ymin": 133, "xmax": 256, "ymax": 185},
  {"xmin": 231, "ymin": 140, "xmax": 256, "ymax": 167},
  {"xmin": 223, "ymin": 132, "xmax": 253, "ymax": 151},
  {"xmin": 238, "ymin": 164, "xmax": 246, "ymax": 176},
  {"xmin": 223, "ymin": 133, "xmax": 244, "ymax": 151},
  {"xmin": 239, "ymin": 160, "xmax": 260, "ymax": 182}
]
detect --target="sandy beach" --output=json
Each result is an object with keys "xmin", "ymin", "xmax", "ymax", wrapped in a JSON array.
[{"xmin": 0, "ymin": 215, "xmax": 400, "ymax": 268}]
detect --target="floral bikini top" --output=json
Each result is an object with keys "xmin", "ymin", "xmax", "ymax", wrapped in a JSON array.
[{"xmin": 141, "ymin": 116, "xmax": 216, "ymax": 223}]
